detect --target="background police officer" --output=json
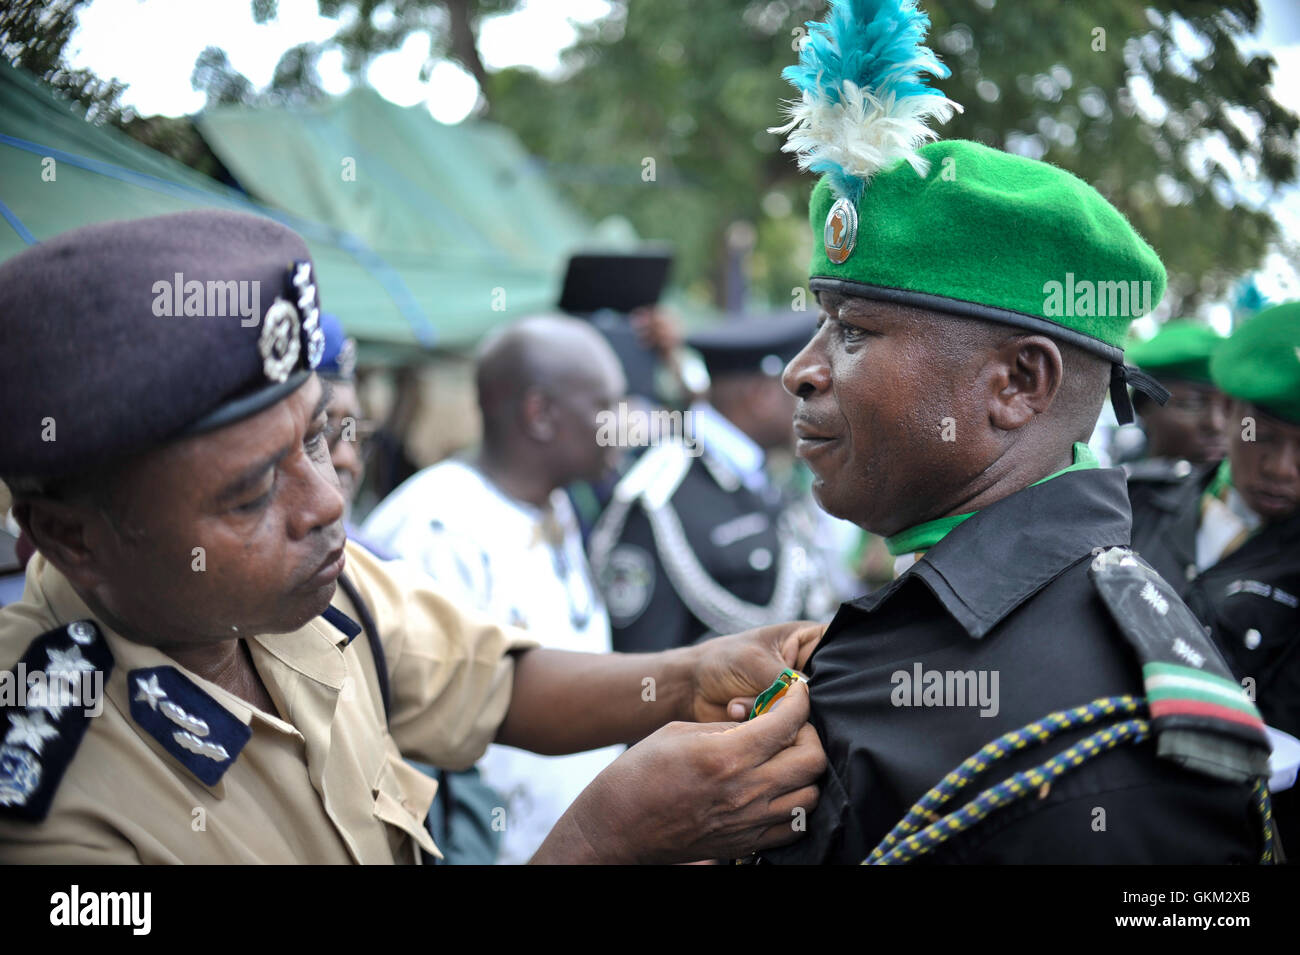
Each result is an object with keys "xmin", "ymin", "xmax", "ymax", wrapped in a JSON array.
[{"xmin": 590, "ymin": 312, "xmax": 837, "ymax": 654}]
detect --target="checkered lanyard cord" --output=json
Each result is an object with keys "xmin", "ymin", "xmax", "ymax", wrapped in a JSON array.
[{"xmin": 865, "ymin": 695, "xmax": 1274, "ymax": 865}]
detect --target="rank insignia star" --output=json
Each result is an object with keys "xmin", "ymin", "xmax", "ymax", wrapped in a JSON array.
[
  {"xmin": 46, "ymin": 644, "xmax": 96, "ymax": 682},
  {"xmin": 134, "ymin": 674, "xmax": 167, "ymax": 711},
  {"xmin": 5, "ymin": 712, "xmax": 60, "ymax": 756},
  {"xmin": 26, "ymin": 672, "xmax": 67, "ymax": 717},
  {"xmin": 127, "ymin": 666, "xmax": 252, "ymax": 785},
  {"xmin": 0, "ymin": 621, "xmax": 114, "ymax": 821}
]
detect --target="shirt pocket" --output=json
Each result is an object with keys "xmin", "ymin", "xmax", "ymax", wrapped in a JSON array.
[{"xmin": 372, "ymin": 752, "xmax": 442, "ymax": 861}]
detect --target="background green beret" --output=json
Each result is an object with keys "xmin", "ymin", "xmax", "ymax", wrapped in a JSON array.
[
  {"xmin": 807, "ymin": 139, "xmax": 1167, "ymax": 360},
  {"xmin": 1127, "ymin": 320, "xmax": 1224, "ymax": 385},
  {"xmin": 1210, "ymin": 302, "xmax": 1300, "ymax": 424}
]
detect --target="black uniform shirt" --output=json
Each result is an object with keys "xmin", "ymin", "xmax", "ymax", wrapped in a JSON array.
[
  {"xmin": 765, "ymin": 467, "xmax": 1262, "ymax": 864},
  {"xmin": 599, "ymin": 449, "xmax": 810, "ymax": 654},
  {"xmin": 1185, "ymin": 513, "xmax": 1300, "ymax": 744},
  {"xmin": 1126, "ymin": 458, "xmax": 1219, "ymax": 595}
]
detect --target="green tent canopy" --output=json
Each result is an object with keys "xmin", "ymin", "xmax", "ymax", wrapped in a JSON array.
[
  {"xmin": 0, "ymin": 67, "xmax": 603, "ymax": 354},
  {"xmin": 196, "ymin": 88, "xmax": 601, "ymax": 349}
]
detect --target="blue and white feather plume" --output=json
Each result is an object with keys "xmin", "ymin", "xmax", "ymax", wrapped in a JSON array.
[{"xmin": 772, "ymin": 0, "xmax": 963, "ymax": 201}]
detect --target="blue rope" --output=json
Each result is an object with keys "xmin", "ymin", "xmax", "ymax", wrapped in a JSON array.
[
  {"xmin": 865, "ymin": 695, "xmax": 1274, "ymax": 865},
  {"xmin": 0, "ymin": 193, "xmax": 36, "ymax": 245}
]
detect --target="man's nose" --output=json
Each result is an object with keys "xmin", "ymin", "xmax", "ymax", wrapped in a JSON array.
[
  {"xmin": 783, "ymin": 336, "xmax": 830, "ymax": 398},
  {"xmin": 1204, "ymin": 397, "xmax": 1226, "ymax": 432},
  {"xmin": 1261, "ymin": 439, "xmax": 1300, "ymax": 484},
  {"xmin": 331, "ymin": 437, "xmax": 361, "ymax": 484},
  {"xmin": 288, "ymin": 451, "xmax": 346, "ymax": 539}
]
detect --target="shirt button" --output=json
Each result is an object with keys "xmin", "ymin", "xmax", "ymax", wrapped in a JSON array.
[
  {"xmin": 1174, "ymin": 460, "xmax": 1192, "ymax": 478},
  {"xmin": 749, "ymin": 548, "xmax": 773, "ymax": 571},
  {"xmin": 1185, "ymin": 564, "xmax": 1198, "ymax": 581},
  {"xmin": 1244, "ymin": 629, "xmax": 1262, "ymax": 650}
]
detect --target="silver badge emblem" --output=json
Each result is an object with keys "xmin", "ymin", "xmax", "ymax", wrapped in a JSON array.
[
  {"xmin": 336, "ymin": 337, "xmax": 358, "ymax": 380},
  {"xmin": 0, "ymin": 744, "xmax": 42, "ymax": 807},
  {"xmin": 291, "ymin": 259, "xmax": 325, "ymax": 370},
  {"xmin": 259, "ymin": 298, "xmax": 301, "ymax": 383},
  {"xmin": 604, "ymin": 545, "xmax": 654, "ymax": 625},
  {"xmin": 172, "ymin": 731, "xmax": 230, "ymax": 763},
  {"xmin": 66, "ymin": 621, "xmax": 96, "ymax": 645},
  {"xmin": 824, "ymin": 197, "xmax": 858, "ymax": 265}
]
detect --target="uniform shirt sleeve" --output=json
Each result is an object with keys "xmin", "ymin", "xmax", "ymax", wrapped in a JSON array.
[{"xmin": 340, "ymin": 542, "xmax": 538, "ymax": 770}]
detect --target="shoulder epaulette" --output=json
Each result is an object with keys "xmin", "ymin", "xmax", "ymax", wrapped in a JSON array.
[
  {"xmin": 1088, "ymin": 546, "xmax": 1270, "ymax": 783},
  {"xmin": 589, "ymin": 442, "xmax": 694, "ymax": 571},
  {"xmin": 613, "ymin": 441, "xmax": 694, "ymax": 510},
  {"xmin": 0, "ymin": 620, "xmax": 113, "ymax": 821}
]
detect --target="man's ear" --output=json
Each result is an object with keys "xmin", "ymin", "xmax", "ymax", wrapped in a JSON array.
[
  {"xmin": 13, "ymin": 497, "xmax": 113, "ymax": 591},
  {"xmin": 520, "ymin": 387, "xmax": 556, "ymax": 441},
  {"xmin": 987, "ymin": 335, "xmax": 1063, "ymax": 432}
]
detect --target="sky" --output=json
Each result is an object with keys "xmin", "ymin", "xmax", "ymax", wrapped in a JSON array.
[
  {"xmin": 66, "ymin": 0, "xmax": 612, "ymax": 122},
  {"xmin": 62, "ymin": 0, "xmax": 1300, "ymax": 317}
]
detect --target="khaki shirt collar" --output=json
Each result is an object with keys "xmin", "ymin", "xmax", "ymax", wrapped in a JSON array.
[{"xmin": 34, "ymin": 555, "xmax": 358, "ymax": 794}]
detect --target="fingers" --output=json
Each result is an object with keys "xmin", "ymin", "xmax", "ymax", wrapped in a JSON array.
[
  {"xmin": 754, "ymin": 720, "xmax": 826, "ymax": 788},
  {"xmin": 778, "ymin": 621, "xmax": 826, "ymax": 670},
  {"xmin": 731, "ymin": 679, "xmax": 811, "ymax": 756},
  {"xmin": 753, "ymin": 801, "xmax": 818, "ymax": 851},
  {"xmin": 727, "ymin": 697, "xmax": 755, "ymax": 721},
  {"xmin": 758, "ymin": 782, "xmax": 822, "ymax": 848},
  {"xmin": 767, "ymin": 783, "xmax": 821, "ymax": 823}
]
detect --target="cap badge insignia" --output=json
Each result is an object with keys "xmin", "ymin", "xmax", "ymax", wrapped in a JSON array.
[
  {"xmin": 291, "ymin": 259, "xmax": 324, "ymax": 370},
  {"xmin": 824, "ymin": 198, "xmax": 858, "ymax": 265},
  {"xmin": 259, "ymin": 298, "xmax": 301, "ymax": 383},
  {"xmin": 0, "ymin": 745, "xmax": 41, "ymax": 807},
  {"xmin": 337, "ymin": 337, "xmax": 358, "ymax": 380}
]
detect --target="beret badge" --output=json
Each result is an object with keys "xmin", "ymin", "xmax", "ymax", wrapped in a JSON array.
[
  {"xmin": 259, "ymin": 299, "xmax": 301, "ymax": 383},
  {"xmin": 291, "ymin": 260, "xmax": 325, "ymax": 370},
  {"xmin": 336, "ymin": 337, "xmax": 358, "ymax": 380},
  {"xmin": 824, "ymin": 197, "xmax": 858, "ymax": 265}
]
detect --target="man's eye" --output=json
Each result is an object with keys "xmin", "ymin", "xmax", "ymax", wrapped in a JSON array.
[
  {"xmin": 838, "ymin": 320, "xmax": 867, "ymax": 343},
  {"xmin": 309, "ymin": 420, "xmax": 332, "ymax": 450},
  {"xmin": 236, "ymin": 489, "xmax": 271, "ymax": 513}
]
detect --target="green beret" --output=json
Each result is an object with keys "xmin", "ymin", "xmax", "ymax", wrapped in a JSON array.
[
  {"xmin": 1210, "ymin": 302, "xmax": 1300, "ymax": 424},
  {"xmin": 1126, "ymin": 320, "xmax": 1223, "ymax": 386},
  {"xmin": 808, "ymin": 140, "xmax": 1167, "ymax": 362},
  {"xmin": 0, "ymin": 210, "xmax": 325, "ymax": 480}
]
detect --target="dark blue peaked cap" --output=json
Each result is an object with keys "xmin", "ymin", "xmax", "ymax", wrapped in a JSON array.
[
  {"xmin": 687, "ymin": 311, "xmax": 817, "ymax": 378},
  {"xmin": 0, "ymin": 209, "xmax": 325, "ymax": 480}
]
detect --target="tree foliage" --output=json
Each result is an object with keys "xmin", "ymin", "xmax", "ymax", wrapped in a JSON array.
[
  {"xmin": 3, "ymin": 0, "xmax": 1294, "ymax": 315},
  {"xmin": 488, "ymin": 0, "xmax": 1297, "ymax": 313},
  {"xmin": 1, "ymin": 0, "xmax": 130, "ymax": 125}
]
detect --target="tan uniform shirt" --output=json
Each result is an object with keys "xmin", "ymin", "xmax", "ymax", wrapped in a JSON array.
[{"xmin": 0, "ymin": 541, "xmax": 537, "ymax": 863}]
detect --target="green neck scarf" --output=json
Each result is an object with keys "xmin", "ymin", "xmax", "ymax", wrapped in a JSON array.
[
  {"xmin": 1206, "ymin": 458, "xmax": 1232, "ymax": 500},
  {"xmin": 885, "ymin": 442, "xmax": 1100, "ymax": 557}
]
